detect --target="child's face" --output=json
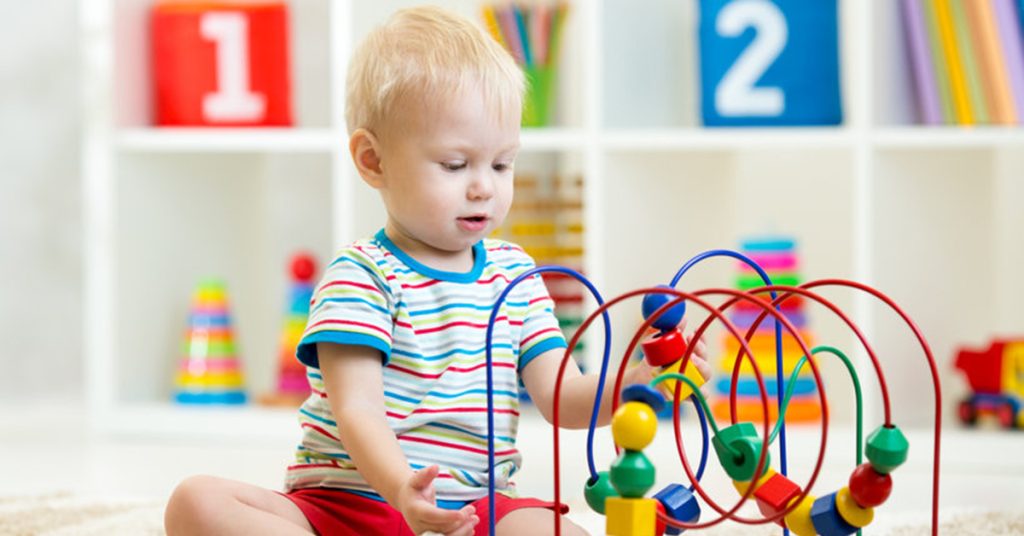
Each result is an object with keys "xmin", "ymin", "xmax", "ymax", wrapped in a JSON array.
[{"xmin": 376, "ymin": 85, "xmax": 519, "ymax": 262}]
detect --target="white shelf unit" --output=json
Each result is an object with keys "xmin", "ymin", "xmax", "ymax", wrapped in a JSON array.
[{"xmin": 81, "ymin": 0, "xmax": 1024, "ymax": 449}]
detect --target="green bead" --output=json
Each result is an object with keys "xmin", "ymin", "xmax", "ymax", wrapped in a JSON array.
[
  {"xmin": 610, "ymin": 450, "xmax": 656, "ymax": 498},
  {"xmin": 713, "ymin": 422, "xmax": 771, "ymax": 481},
  {"xmin": 584, "ymin": 471, "xmax": 619, "ymax": 514},
  {"xmin": 866, "ymin": 424, "xmax": 909, "ymax": 474}
]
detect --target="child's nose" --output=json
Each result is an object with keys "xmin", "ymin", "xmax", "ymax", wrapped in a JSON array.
[{"xmin": 468, "ymin": 172, "xmax": 495, "ymax": 200}]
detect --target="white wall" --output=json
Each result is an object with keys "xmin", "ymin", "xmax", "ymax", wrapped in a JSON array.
[{"xmin": 0, "ymin": 1, "xmax": 82, "ymax": 402}]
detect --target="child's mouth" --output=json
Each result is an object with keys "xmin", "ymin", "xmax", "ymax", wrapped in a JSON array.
[{"xmin": 457, "ymin": 216, "xmax": 488, "ymax": 231}]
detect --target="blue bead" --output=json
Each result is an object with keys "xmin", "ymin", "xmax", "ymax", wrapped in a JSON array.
[
  {"xmin": 653, "ymin": 483, "xmax": 701, "ymax": 534},
  {"xmin": 642, "ymin": 285, "xmax": 686, "ymax": 332},
  {"xmin": 810, "ymin": 492, "xmax": 858, "ymax": 535},
  {"xmin": 622, "ymin": 384, "xmax": 667, "ymax": 414}
]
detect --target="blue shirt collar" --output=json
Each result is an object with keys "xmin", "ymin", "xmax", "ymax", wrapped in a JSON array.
[{"xmin": 374, "ymin": 229, "xmax": 486, "ymax": 283}]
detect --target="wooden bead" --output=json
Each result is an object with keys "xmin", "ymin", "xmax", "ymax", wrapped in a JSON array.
[
  {"xmin": 610, "ymin": 450, "xmax": 656, "ymax": 498},
  {"xmin": 866, "ymin": 424, "xmax": 909, "ymax": 474},
  {"xmin": 754, "ymin": 472, "xmax": 802, "ymax": 525},
  {"xmin": 712, "ymin": 422, "xmax": 771, "ymax": 482},
  {"xmin": 653, "ymin": 483, "xmax": 701, "ymax": 535},
  {"xmin": 655, "ymin": 500, "xmax": 667, "ymax": 536},
  {"xmin": 622, "ymin": 383, "xmax": 667, "ymax": 414},
  {"xmin": 612, "ymin": 401, "xmax": 658, "ymax": 451},
  {"xmin": 810, "ymin": 493, "xmax": 858, "ymax": 535},
  {"xmin": 606, "ymin": 497, "xmax": 658, "ymax": 536},
  {"xmin": 732, "ymin": 467, "xmax": 775, "ymax": 495},
  {"xmin": 584, "ymin": 470, "xmax": 619, "ymax": 514},
  {"xmin": 784, "ymin": 494, "xmax": 818, "ymax": 536},
  {"xmin": 835, "ymin": 486, "xmax": 874, "ymax": 527},
  {"xmin": 642, "ymin": 286, "xmax": 686, "ymax": 332},
  {"xmin": 642, "ymin": 329, "xmax": 687, "ymax": 367},
  {"xmin": 848, "ymin": 463, "xmax": 892, "ymax": 508},
  {"xmin": 656, "ymin": 357, "xmax": 706, "ymax": 402}
]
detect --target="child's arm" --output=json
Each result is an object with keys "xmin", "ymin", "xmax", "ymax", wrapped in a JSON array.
[
  {"xmin": 519, "ymin": 331, "xmax": 711, "ymax": 429},
  {"xmin": 318, "ymin": 342, "xmax": 478, "ymax": 535}
]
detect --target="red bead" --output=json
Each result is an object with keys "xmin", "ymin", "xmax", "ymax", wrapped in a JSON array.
[
  {"xmin": 290, "ymin": 253, "xmax": 317, "ymax": 282},
  {"xmin": 848, "ymin": 463, "xmax": 892, "ymax": 508},
  {"xmin": 754, "ymin": 472, "xmax": 802, "ymax": 525},
  {"xmin": 641, "ymin": 329, "xmax": 687, "ymax": 367},
  {"xmin": 655, "ymin": 500, "xmax": 667, "ymax": 536}
]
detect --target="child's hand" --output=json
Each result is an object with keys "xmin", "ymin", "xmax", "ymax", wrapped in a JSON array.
[
  {"xmin": 397, "ymin": 465, "xmax": 478, "ymax": 536},
  {"xmin": 683, "ymin": 324, "xmax": 713, "ymax": 387},
  {"xmin": 630, "ymin": 318, "xmax": 712, "ymax": 395}
]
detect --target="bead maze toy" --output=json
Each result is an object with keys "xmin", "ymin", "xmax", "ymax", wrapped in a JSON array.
[{"xmin": 479, "ymin": 249, "xmax": 942, "ymax": 535}]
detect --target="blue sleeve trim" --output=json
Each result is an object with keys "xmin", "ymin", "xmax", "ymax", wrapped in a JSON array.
[
  {"xmin": 296, "ymin": 332, "xmax": 392, "ymax": 368},
  {"xmin": 518, "ymin": 338, "xmax": 568, "ymax": 372}
]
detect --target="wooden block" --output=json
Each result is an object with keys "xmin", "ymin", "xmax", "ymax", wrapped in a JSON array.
[{"xmin": 606, "ymin": 497, "xmax": 658, "ymax": 536}]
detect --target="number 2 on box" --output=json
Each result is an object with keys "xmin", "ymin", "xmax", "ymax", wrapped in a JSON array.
[{"xmin": 715, "ymin": 0, "xmax": 787, "ymax": 117}]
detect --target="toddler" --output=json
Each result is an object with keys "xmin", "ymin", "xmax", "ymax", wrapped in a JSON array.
[{"xmin": 165, "ymin": 6, "xmax": 709, "ymax": 536}]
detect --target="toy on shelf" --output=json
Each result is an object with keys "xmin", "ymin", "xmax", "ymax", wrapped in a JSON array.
[
  {"xmin": 151, "ymin": 1, "xmax": 293, "ymax": 126},
  {"xmin": 711, "ymin": 236, "xmax": 821, "ymax": 425},
  {"xmin": 954, "ymin": 338, "xmax": 1024, "ymax": 429},
  {"xmin": 174, "ymin": 278, "xmax": 248, "ymax": 405},
  {"xmin": 475, "ymin": 249, "xmax": 942, "ymax": 536},
  {"xmin": 259, "ymin": 253, "xmax": 318, "ymax": 407},
  {"xmin": 495, "ymin": 173, "xmax": 587, "ymax": 394}
]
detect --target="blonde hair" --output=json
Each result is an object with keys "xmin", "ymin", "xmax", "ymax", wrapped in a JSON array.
[{"xmin": 345, "ymin": 5, "xmax": 524, "ymax": 135}]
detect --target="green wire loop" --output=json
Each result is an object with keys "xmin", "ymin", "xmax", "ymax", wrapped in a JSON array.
[
  {"xmin": 649, "ymin": 345, "xmax": 865, "ymax": 475},
  {"xmin": 768, "ymin": 345, "xmax": 864, "ymax": 469},
  {"xmin": 649, "ymin": 372, "xmax": 720, "ymax": 435}
]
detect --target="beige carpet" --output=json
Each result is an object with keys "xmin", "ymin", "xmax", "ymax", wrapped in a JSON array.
[
  {"xmin": 1, "ymin": 493, "xmax": 1022, "ymax": 535},
  {"xmin": 0, "ymin": 493, "xmax": 163, "ymax": 536}
]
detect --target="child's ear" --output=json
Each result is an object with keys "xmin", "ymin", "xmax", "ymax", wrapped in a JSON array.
[{"xmin": 349, "ymin": 128, "xmax": 384, "ymax": 188}]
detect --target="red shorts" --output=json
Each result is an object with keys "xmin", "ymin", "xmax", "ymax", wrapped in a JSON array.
[{"xmin": 283, "ymin": 487, "xmax": 569, "ymax": 536}]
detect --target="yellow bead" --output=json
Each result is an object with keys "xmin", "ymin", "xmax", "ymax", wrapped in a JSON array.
[
  {"xmin": 612, "ymin": 401, "xmax": 658, "ymax": 451},
  {"xmin": 732, "ymin": 467, "xmax": 776, "ymax": 495},
  {"xmin": 605, "ymin": 497, "xmax": 657, "ymax": 536},
  {"xmin": 657, "ymin": 358, "xmax": 706, "ymax": 401},
  {"xmin": 784, "ymin": 493, "xmax": 817, "ymax": 536},
  {"xmin": 836, "ymin": 486, "xmax": 874, "ymax": 527}
]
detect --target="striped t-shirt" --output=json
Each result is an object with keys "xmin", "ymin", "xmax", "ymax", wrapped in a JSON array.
[{"xmin": 285, "ymin": 230, "xmax": 567, "ymax": 506}]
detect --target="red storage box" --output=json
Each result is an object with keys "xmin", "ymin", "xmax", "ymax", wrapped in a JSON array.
[{"xmin": 151, "ymin": 1, "xmax": 293, "ymax": 126}]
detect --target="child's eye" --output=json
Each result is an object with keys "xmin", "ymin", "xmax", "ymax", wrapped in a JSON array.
[
  {"xmin": 441, "ymin": 161, "xmax": 466, "ymax": 171},
  {"xmin": 493, "ymin": 162, "xmax": 512, "ymax": 172}
]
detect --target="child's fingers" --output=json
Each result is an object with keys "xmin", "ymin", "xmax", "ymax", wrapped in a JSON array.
[{"xmin": 409, "ymin": 465, "xmax": 440, "ymax": 492}]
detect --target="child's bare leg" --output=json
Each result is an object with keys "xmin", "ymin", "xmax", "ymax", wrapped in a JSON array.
[
  {"xmin": 165, "ymin": 475, "xmax": 313, "ymax": 536},
  {"xmin": 495, "ymin": 507, "xmax": 588, "ymax": 536}
]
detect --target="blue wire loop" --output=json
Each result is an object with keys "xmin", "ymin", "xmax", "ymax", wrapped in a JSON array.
[
  {"xmin": 670, "ymin": 249, "xmax": 789, "ymax": 536},
  {"xmin": 484, "ymin": 266, "xmax": 610, "ymax": 535}
]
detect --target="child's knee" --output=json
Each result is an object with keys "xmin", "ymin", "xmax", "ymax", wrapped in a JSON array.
[{"xmin": 165, "ymin": 475, "xmax": 226, "ymax": 531}]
